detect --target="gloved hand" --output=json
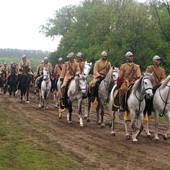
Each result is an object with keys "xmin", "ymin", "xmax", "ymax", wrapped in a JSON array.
[
  {"xmin": 60, "ymin": 78, "xmax": 63, "ymax": 83},
  {"xmin": 97, "ymin": 75, "xmax": 104, "ymax": 80}
]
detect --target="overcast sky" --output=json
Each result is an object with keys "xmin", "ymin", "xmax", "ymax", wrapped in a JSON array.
[
  {"xmin": 0, "ymin": 0, "xmax": 82, "ymax": 52},
  {"xmin": 0, "ymin": 0, "xmax": 145, "ymax": 52}
]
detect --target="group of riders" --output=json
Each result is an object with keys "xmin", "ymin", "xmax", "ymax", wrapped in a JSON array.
[{"xmin": 0, "ymin": 51, "xmax": 166, "ymax": 117}]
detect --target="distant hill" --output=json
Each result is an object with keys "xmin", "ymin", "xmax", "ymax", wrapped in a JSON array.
[{"xmin": 0, "ymin": 48, "xmax": 50, "ymax": 59}]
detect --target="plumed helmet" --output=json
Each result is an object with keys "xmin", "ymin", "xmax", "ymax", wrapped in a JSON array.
[
  {"xmin": 58, "ymin": 57, "xmax": 63, "ymax": 62},
  {"xmin": 44, "ymin": 57, "xmax": 48, "ymax": 61},
  {"xmin": 101, "ymin": 51, "xmax": 108, "ymax": 57},
  {"xmin": 125, "ymin": 51, "xmax": 133, "ymax": 59},
  {"xmin": 21, "ymin": 54, "xmax": 27, "ymax": 59},
  {"xmin": 152, "ymin": 55, "xmax": 161, "ymax": 62},
  {"xmin": 67, "ymin": 52, "xmax": 74, "ymax": 59},
  {"xmin": 77, "ymin": 52, "xmax": 83, "ymax": 58}
]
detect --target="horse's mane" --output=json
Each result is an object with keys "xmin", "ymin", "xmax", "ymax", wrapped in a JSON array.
[
  {"xmin": 104, "ymin": 66, "xmax": 113, "ymax": 82},
  {"xmin": 160, "ymin": 75, "xmax": 170, "ymax": 88}
]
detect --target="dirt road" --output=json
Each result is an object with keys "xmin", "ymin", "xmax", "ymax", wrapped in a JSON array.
[{"xmin": 1, "ymin": 91, "xmax": 170, "ymax": 170}]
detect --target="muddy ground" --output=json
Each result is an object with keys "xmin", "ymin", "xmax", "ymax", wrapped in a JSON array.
[{"xmin": 1, "ymin": 89, "xmax": 170, "ymax": 170}]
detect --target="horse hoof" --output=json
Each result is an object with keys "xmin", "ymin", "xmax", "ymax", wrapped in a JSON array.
[
  {"xmin": 147, "ymin": 134, "xmax": 151, "ymax": 138},
  {"xmin": 26, "ymin": 101, "xmax": 29, "ymax": 103},
  {"xmin": 126, "ymin": 135, "xmax": 130, "ymax": 140},
  {"xmin": 68, "ymin": 120, "xmax": 72, "ymax": 124},
  {"xmin": 132, "ymin": 138, "xmax": 138, "ymax": 142},
  {"xmin": 101, "ymin": 124, "xmax": 105, "ymax": 128},
  {"xmin": 59, "ymin": 114, "xmax": 62, "ymax": 119},
  {"xmin": 80, "ymin": 123, "xmax": 84, "ymax": 127},
  {"xmin": 111, "ymin": 132, "xmax": 116, "ymax": 136},
  {"xmin": 163, "ymin": 135, "xmax": 168, "ymax": 140}
]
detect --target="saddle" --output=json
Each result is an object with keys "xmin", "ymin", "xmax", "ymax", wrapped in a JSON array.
[{"xmin": 112, "ymin": 85, "xmax": 132, "ymax": 111}]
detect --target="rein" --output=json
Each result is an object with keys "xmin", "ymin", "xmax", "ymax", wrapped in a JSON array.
[
  {"xmin": 159, "ymin": 84, "xmax": 170, "ymax": 117},
  {"xmin": 134, "ymin": 77, "xmax": 153, "ymax": 117}
]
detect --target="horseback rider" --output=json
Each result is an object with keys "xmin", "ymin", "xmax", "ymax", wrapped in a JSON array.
[
  {"xmin": 75, "ymin": 52, "xmax": 85, "ymax": 74},
  {"xmin": 6, "ymin": 62, "xmax": 18, "ymax": 84},
  {"xmin": 60, "ymin": 52, "xmax": 80, "ymax": 108},
  {"xmin": 35, "ymin": 57, "xmax": 53, "ymax": 89},
  {"xmin": 117, "ymin": 51, "xmax": 141, "ymax": 111},
  {"xmin": 17, "ymin": 55, "xmax": 34, "ymax": 88},
  {"xmin": 144, "ymin": 55, "xmax": 166, "ymax": 117},
  {"xmin": 53, "ymin": 57, "xmax": 64, "ymax": 79},
  {"xmin": 89, "ymin": 51, "xmax": 111, "ymax": 102}
]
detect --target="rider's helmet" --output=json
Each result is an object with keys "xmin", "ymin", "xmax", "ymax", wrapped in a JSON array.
[
  {"xmin": 58, "ymin": 57, "xmax": 63, "ymax": 62},
  {"xmin": 125, "ymin": 51, "xmax": 133, "ymax": 59},
  {"xmin": 44, "ymin": 57, "xmax": 48, "ymax": 64},
  {"xmin": 152, "ymin": 55, "xmax": 161, "ymax": 63},
  {"xmin": 101, "ymin": 51, "xmax": 108, "ymax": 60},
  {"xmin": 67, "ymin": 52, "xmax": 74, "ymax": 60},
  {"xmin": 21, "ymin": 54, "xmax": 27, "ymax": 59},
  {"xmin": 77, "ymin": 52, "xmax": 83, "ymax": 58}
]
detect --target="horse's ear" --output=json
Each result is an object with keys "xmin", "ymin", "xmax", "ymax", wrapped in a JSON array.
[
  {"xmin": 85, "ymin": 61, "xmax": 87, "ymax": 64},
  {"xmin": 89, "ymin": 62, "xmax": 92, "ymax": 66}
]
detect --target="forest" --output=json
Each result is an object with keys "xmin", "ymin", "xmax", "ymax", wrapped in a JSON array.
[
  {"xmin": 0, "ymin": 48, "xmax": 49, "ymax": 71},
  {"xmin": 41, "ymin": 0, "xmax": 170, "ymax": 73}
]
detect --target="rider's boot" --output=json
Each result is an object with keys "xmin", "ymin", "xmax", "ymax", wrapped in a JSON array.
[{"xmin": 90, "ymin": 86, "xmax": 96, "ymax": 102}]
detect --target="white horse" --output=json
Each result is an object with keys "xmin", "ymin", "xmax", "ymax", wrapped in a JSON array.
[
  {"xmin": 153, "ymin": 75, "xmax": 170, "ymax": 140},
  {"xmin": 58, "ymin": 61, "xmax": 92, "ymax": 126},
  {"xmin": 86, "ymin": 67, "xmax": 119, "ymax": 127},
  {"xmin": 38, "ymin": 68, "xmax": 51, "ymax": 108},
  {"xmin": 109, "ymin": 74, "xmax": 153, "ymax": 139},
  {"xmin": 126, "ymin": 73, "xmax": 154, "ymax": 142}
]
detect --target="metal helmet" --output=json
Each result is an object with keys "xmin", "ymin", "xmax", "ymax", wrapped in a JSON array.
[
  {"xmin": 44, "ymin": 57, "xmax": 48, "ymax": 61},
  {"xmin": 77, "ymin": 52, "xmax": 83, "ymax": 58},
  {"xmin": 21, "ymin": 54, "xmax": 27, "ymax": 59},
  {"xmin": 58, "ymin": 57, "xmax": 63, "ymax": 62},
  {"xmin": 67, "ymin": 52, "xmax": 74, "ymax": 59},
  {"xmin": 152, "ymin": 55, "xmax": 161, "ymax": 62},
  {"xmin": 10, "ymin": 62, "xmax": 14, "ymax": 65},
  {"xmin": 125, "ymin": 51, "xmax": 133, "ymax": 59},
  {"xmin": 101, "ymin": 51, "xmax": 108, "ymax": 57}
]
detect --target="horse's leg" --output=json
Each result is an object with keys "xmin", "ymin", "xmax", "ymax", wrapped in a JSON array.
[
  {"xmin": 96, "ymin": 100, "xmax": 100, "ymax": 125},
  {"xmin": 111, "ymin": 111, "xmax": 116, "ymax": 136},
  {"xmin": 145, "ymin": 121, "xmax": 151, "ymax": 137},
  {"xmin": 129, "ymin": 110, "xmax": 137, "ymax": 141},
  {"xmin": 154, "ymin": 109, "xmax": 159, "ymax": 140},
  {"xmin": 136, "ymin": 113, "xmax": 144, "ymax": 139},
  {"xmin": 86, "ymin": 97, "xmax": 91, "ymax": 122},
  {"xmin": 26, "ymin": 89, "xmax": 29, "ymax": 103},
  {"xmin": 67, "ymin": 101, "xmax": 72, "ymax": 123},
  {"xmin": 100, "ymin": 101, "xmax": 105, "ymax": 128},
  {"xmin": 131, "ymin": 112, "xmax": 144, "ymax": 142},
  {"xmin": 163, "ymin": 111, "xmax": 170, "ymax": 140},
  {"xmin": 78, "ymin": 99, "xmax": 83, "ymax": 127}
]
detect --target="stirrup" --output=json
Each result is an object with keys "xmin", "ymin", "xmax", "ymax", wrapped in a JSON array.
[{"xmin": 58, "ymin": 108, "xmax": 65, "ymax": 112}]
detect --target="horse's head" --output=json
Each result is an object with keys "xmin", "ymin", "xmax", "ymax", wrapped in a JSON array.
[
  {"xmin": 140, "ymin": 73, "xmax": 154, "ymax": 99},
  {"xmin": 82, "ymin": 61, "xmax": 92, "ymax": 79},
  {"xmin": 112, "ymin": 67, "xmax": 119, "ymax": 82},
  {"xmin": 42, "ymin": 68, "xmax": 50, "ymax": 81},
  {"xmin": 75, "ymin": 76, "xmax": 87, "ymax": 94}
]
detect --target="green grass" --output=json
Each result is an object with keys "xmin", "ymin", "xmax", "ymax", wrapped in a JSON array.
[{"xmin": 0, "ymin": 105, "xmax": 95, "ymax": 170}]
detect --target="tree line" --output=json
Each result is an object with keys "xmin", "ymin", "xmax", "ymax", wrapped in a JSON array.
[
  {"xmin": 41, "ymin": 0, "xmax": 170, "ymax": 74},
  {"xmin": 0, "ymin": 48, "xmax": 50, "ymax": 71}
]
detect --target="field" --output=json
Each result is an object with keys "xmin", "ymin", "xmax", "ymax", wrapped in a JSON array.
[{"xmin": 0, "ymin": 89, "xmax": 170, "ymax": 170}]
